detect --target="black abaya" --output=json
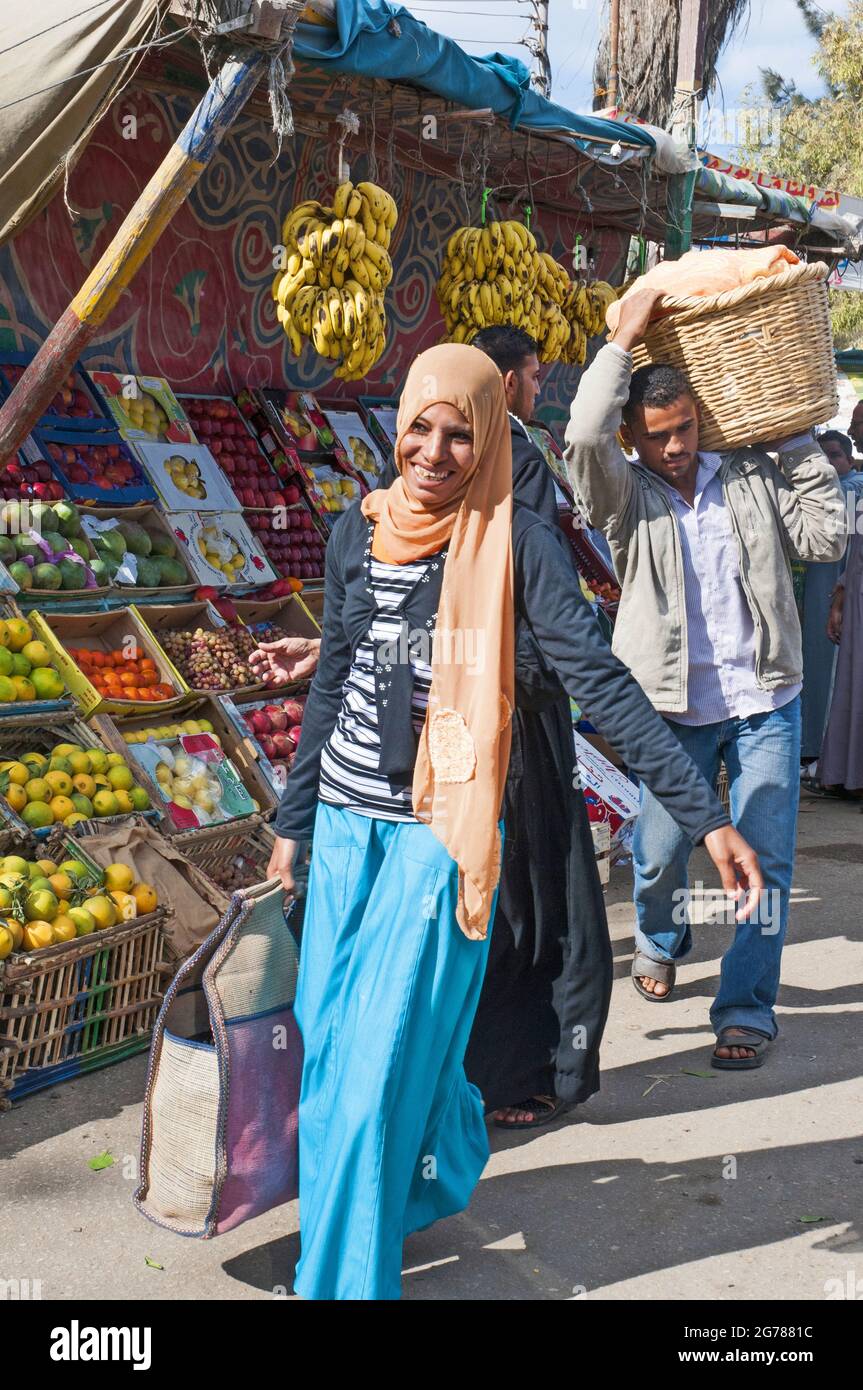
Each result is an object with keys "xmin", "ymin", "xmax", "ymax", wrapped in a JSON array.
[{"xmin": 465, "ymin": 417, "xmax": 613, "ymax": 1110}]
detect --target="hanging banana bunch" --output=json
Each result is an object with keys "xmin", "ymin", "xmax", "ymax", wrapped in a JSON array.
[
  {"xmin": 436, "ymin": 219, "xmax": 618, "ymax": 367},
  {"xmin": 272, "ymin": 179, "xmax": 398, "ymax": 381},
  {"xmin": 436, "ymin": 221, "xmax": 546, "ymax": 345}
]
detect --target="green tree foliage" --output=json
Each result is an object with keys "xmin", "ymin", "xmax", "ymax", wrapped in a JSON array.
[{"xmin": 741, "ymin": 2, "xmax": 863, "ymax": 346}]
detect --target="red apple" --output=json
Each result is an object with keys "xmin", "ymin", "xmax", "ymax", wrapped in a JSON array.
[
  {"xmin": 286, "ymin": 725, "xmax": 302, "ymax": 749},
  {"xmin": 271, "ymin": 730, "xmax": 294, "ymax": 757}
]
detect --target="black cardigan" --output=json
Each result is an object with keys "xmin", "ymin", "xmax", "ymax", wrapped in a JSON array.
[{"xmin": 274, "ymin": 502, "xmax": 730, "ymax": 844}]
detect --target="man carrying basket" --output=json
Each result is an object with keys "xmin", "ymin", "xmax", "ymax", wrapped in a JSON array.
[{"xmin": 565, "ymin": 287, "xmax": 845, "ymax": 1069}]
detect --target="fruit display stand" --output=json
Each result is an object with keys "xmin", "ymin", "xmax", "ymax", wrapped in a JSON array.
[
  {"xmin": 29, "ymin": 608, "xmax": 187, "ymax": 717},
  {"xmin": 92, "ymin": 694, "xmax": 279, "ymax": 833},
  {"xmin": 79, "ymin": 505, "xmax": 197, "ymax": 599},
  {"xmin": 0, "ymin": 832, "xmax": 168, "ymax": 1102},
  {"xmin": 131, "ymin": 600, "xmax": 268, "ymax": 697},
  {"xmin": 87, "ymin": 372, "xmax": 195, "ymax": 445}
]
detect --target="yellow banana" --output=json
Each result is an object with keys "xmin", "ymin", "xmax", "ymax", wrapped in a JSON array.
[
  {"xmin": 284, "ymin": 314, "xmax": 303, "ymax": 357},
  {"xmin": 360, "ymin": 202, "xmax": 378, "ymax": 242},
  {"xmin": 328, "ymin": 286, "xmax": 344, "ymax": 337},
  {"xmin": 341, "ymin": 287, "xmax": 357, "ymax": 339},
  {"xmin": 361, "ymin": 257, "xmax": 385, "ymax": 294},
  {"xmin": 332, "ymin": 181, "xmax": 353, "ymax": 219},
  {"xmin": 346, "ymin": 188, "xmax": 363, "ymax": 220},
  {"xmin": 277, "ymin": 270, "xmax": 305, "ymax": 308},
  {"xmin": 357, "ymin": 181, "xmax": 387, "ymax": 220},
  {"xmin": 350, "ymin": 254, "xmax": 371, "ymax": 289},
  {"xmin": 292, "ymin": 285, "xmax": 317, "ymax": 335},
  {"xmin": 479, "ymin": 283, "xmax": 494, "ymax": 321}
]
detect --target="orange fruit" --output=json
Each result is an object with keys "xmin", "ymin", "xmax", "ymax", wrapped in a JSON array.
[
  {"xmin": 133, "ymin": 883, "xmax": 158, "ymax": 915},
  {"xmin": 119, "ymin": 672, "xmax": 137, "ymax": 686}
]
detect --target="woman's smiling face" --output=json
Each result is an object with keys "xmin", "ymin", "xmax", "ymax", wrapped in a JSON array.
[{"xmin": 400, "ymin": 402, "xmax": 475, "ymax": 507}]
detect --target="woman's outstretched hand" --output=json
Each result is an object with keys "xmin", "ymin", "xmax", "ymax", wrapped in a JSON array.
[
  {"xmin": 268, "ymin": 835, "xmax": 299, "ymax": 896},
  {"xmin": 250, "ymin": 636, "xmax": 321, "ymax": 684},
  {"xmin": 703, "ymin": 825, "xmax": 765, "ymax": 923}
]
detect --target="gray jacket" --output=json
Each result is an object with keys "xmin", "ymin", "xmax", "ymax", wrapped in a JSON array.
[{"xmin": 564, "ymin": 344, "xmax": 846, "ymax": 713}]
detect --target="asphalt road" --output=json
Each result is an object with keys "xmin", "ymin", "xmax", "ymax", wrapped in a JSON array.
[{"xmin": 2, "ymin": 793, "xmax": 861, "ymax": 1302}]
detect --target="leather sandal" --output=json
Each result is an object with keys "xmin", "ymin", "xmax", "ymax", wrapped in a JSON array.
[
  {"xmin": 631, "ymin": 951, "xmax": 676, "ymax": 1002},
  {"xmin": 711, "ymin": 1027, "xmax": 772, "ymax": 1070},
  {"xmin": 492, "ymin": 1095, "xmax": 571, "ymax": 1130}
]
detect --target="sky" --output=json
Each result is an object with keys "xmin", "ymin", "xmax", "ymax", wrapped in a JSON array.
[{"xmin": 398, "ymin": 0, "xmax": 848, "ymax": 144}]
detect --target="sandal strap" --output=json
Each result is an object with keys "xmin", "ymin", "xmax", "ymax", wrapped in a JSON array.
[{"xmin": 632, "ymin": 952, "xmax": 675, "ymax": 985}]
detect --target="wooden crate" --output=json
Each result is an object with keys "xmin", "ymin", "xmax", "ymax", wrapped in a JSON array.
[
  {"xmin": 0, "ymin": 908, "xmax": 168, "ymax": 1102},
  {"xmin": 0, "ymin": 707, "xmax": 160, "ymax": 840}
]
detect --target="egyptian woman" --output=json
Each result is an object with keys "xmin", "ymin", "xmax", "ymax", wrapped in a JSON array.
[{"xmin": 268, "ymin": 344, "xmax": 761, "ymax": 1301}]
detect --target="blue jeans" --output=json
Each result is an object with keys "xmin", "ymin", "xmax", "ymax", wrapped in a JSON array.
[{"xmin": 632, "ymin": 698, "xmax": 801, "ymax": 1039}]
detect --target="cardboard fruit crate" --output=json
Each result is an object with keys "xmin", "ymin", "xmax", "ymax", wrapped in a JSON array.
[
  {"xmin": 131, "ymin": 600, "xmax": 268, "ymax": 698},
  {"xmin": 162, "ymin": 511, "xmax": 278, "ymax": 591},
  {"xmin": 79, "ymin": 504, "xmax": 197, "ymax": 599},
  {"xmin": 87, "ymin": 372, "xmax": 195, "ymax": 444},
  {"xmin": 92, "ymin": 695, "xmax": 278, "ymax": 833},
  {"xmin": 29, "ymin": 608, "xmax": 188, "ymax": 717}
]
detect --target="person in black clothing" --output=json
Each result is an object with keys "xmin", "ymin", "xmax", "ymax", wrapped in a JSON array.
[{"xmin": 465, "ymin": 325, "xmax": 613, "ymax": 1127}]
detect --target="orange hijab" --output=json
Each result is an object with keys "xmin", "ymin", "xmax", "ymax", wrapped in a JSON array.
[{"xmin": 361, "ymin": 345, "xmax": 515, "ymax": 940}]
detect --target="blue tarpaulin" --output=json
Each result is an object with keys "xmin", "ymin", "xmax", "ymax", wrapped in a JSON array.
[{"xmin": 294, "ymin": 0, "xmax": 655, "ymax": 151}]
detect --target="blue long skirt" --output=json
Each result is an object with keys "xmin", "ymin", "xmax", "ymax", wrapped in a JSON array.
[{"xmin": 293, "ymin": 802, "xmax": 497, "ymax": 1301}]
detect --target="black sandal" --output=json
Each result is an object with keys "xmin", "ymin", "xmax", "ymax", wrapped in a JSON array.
[
  {"xmin": 711, "ymin": 1027, "xmax": 772, "ymax": 1070},
  {"xmin": 492, "ymin": 1095, "xmax": 571, "ymax": 1131},
  {"xmin": 631, "ymin": 951, "xmax": 676, "ymax": 1002}
]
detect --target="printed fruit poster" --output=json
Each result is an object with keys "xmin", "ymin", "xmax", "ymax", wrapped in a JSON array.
[
  {"xmin": 319, "ymin": 408, "xmax": 387, "ymax": 488},
  {"xmin": 135, "ymin": 442, "xmax": 240, "ymax": 512},
  {"xmin": 166, "ymin": 512, "xmax": 277, "ymax": 588}
]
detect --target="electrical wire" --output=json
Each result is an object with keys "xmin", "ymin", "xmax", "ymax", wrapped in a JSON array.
[
  {"xmin": 0, "ymin": 0, "xmax": 116, "ymax": 61},
  {"xmin": 0, "ymin": 22, "xmax": 195, "ymax": 115}
]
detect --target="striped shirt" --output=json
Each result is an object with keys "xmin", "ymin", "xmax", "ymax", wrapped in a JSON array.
[{"xmin": 319, "ymin": 550, "xmax": 439, "ymax": 820}]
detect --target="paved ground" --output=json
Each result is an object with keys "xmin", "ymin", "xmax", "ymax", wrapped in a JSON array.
[{"xmin": 2, "ymin": 794, "xmax": 862, "ymax": 1302}]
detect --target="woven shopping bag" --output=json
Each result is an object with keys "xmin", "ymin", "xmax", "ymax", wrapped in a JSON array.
[{"xmin": 134, "ymin": 879, "xmax": 302, "ymax": 1238}]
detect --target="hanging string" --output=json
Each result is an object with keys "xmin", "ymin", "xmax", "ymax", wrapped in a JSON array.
[{"xmin": 335, "ymin": 107, "xmax": 360, "ymax": 183}]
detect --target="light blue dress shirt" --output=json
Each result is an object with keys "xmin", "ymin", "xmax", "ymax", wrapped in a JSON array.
[{"xmin": 652, "ymin": 453, "xmax": 801, "ymax": 726}]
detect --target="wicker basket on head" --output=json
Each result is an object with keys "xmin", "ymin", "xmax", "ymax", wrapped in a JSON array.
[{"xmin": 630, "ymin": 261, "xmax": 838, "ymax": 452}]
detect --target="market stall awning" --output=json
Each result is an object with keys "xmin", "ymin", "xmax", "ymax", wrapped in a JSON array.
[
  {"xmin": 0, "ymin": 0, "xmax": 164, "ymax": 247},
  {"xmin": 293, "ymin": 0, "xmax": 656, "ymax": 151}
]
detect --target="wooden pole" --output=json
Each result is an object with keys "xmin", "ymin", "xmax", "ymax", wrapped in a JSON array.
[
  {"xmin": 0, "ymin": 49, "xmax": 269, "ymax": 463},
  {"xmin": 531, "ymin": 2, "xmax": 551, "ymax": 98},
  {"xmin": 664, "ymin": 0, "xmax": 709, "ymax": 260},
  {"xmin": 608, "ymin": 0, "xmax": 621, "ymax": 107}
]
